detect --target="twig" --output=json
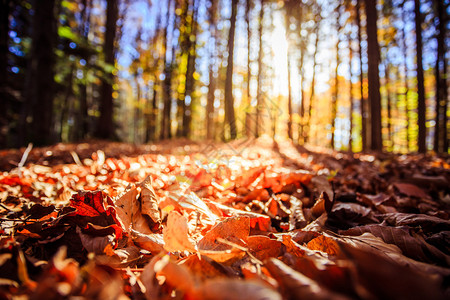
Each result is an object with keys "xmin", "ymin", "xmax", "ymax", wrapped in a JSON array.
[
  {"xmin": 0, "ymin": 203, "xmax": 12, "ymax": 212},
  {"xmin": 70, "ymin": 151, "xmax": 83, "ymax": 166},
  {"xmin": 18, "ymin": 143, "xmax": 33, "ymax": 177},
  {"xmin": 216, "ymin": 237, "xmax": 263, "ymax": 265}
]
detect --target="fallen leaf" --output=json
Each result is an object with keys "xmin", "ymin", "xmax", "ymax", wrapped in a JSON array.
[{"xmin": 163, "ymin": 211, "xmax": 196, "ymax": 252}]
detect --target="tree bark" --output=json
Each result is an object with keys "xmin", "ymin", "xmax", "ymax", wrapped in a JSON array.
[
  {"xmin": 24, "ymin": 0, "xmax": 57, "ymax": 146},
  {"xmin": 356, "ymin": 0, "xmax": 367, "ymax": 151},
  {"xmin": 224, "ymin": 0, "xmax": 238, "ymax": 140},
  {"xmin": 245, "ymin": 0, "xmax": 252, "ymax": 137},
  {"xmin": 364, "ymin": 0, "xmax": 382, "ymax": 151},
  {"xmin": 331, "ymin": 3, "xmax": 341, "ymax": 149},
  {"xmin": 433, "ymin": 0, "xmax": 448, "ymax": 153},
  {"xmin": 0, "ymin": 0, "xmax": 10, "ymax": 147},
  {"xmin": 414, "ymin": 0, "xmax": 426, "ymax": 153},
  {"xmin": 182, "ymin": 0, "xmax": 198, "ymax": 138},
  {"xmin": 385, "ymin": 61, "xmax": 392, "ymax": 150},
  {"xmin": 286, "ymin": 13, "xmax": 293, "ymax": 140},
  {"xmin": 160, "ymin": 0, "xmax": 174, "ymax": 140},
  {"xmin": 206, "ymin": 0, "xmax": 218, "ymax": 140},
  {"xmin": 255, "ymin": 0, "xmax": 264, "ymax": 138},
  {"xmin": 305, "ymin": 17, "xmax": 321, "ymax": 144},
  {"xmin": 349, "ymin": 40, "xmax": 354, "ymax": 152},
  {"xmin": 400, "ymin": 7, "xmax": 410, "ymax": 152},
  {"xmin": 96, "ymin": 0, "xmax": 118, "ymax": 139}
]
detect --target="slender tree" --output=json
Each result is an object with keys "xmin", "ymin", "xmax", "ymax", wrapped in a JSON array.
[
  {"xmin": 414, "ymin": 0, "xmax": 426, "ymax": 153},
  {"xmin": 305, "ymin": 14, "xmax": 321, "ymax": 144},
  {"xmin": 245, "ymin": 0, "xmax": 252, "ymax": 137},
  {"xmin": 96, "ymin": 0, "xmax": 118, "ymax": 139},
  {"xmin": 331, "ymin": 2, "xmax": 342, "ymax": 149},
  {"xmin": 364, "ymin": 0, "xmax": 382, "ymax": 151},
  {"xmin": 206, "ymin": 0, "xmax": 218, "ymax": 140},
  {"xmin": 433, "ymin": 0, "xmax": 448, "ymax": 153},
  {"xmin": 355, "ymin": 0, "xmax": 367, "ymax": 151},
  {"xmin": 285, "ymin": 7, "xmax": 293, "ymax": 140},
  {"xmin": 400, "ymin": 6, "xmax": 410, "ymax": 152},
  {"xmin": 160, "ymin": 0, "xmax": 175, "ymax": 140},
  {"xmin": 255, "ymin": 0, "xmax": 264, "ymax": 138},
  {"xmin": 0, "ymin": 0, "xmax": 9, "ymax": 147},
  {"xmin": 349, "ymin": 39, "xmax": 354, "ymax": 152},
  {"xmin": 224, "ymin": 0, "xmax": 239, "ymax": 140},
  {"xmin": 23, "ymin": 0, "xmax": 58, "ymax": 145}
]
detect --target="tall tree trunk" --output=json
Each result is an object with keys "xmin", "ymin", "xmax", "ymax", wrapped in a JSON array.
[
  {"xmin": 331, "ymin": 3, "xmax": 341, "ymax": 149},
  {"xmin": 414, "ymin": 0, "xmax": 426, "ymax": 153},
  {"xmin": 0, "ymin": 0, "xmax": 10, "ymax": 147},
  {"xmin": 206, "ymin": 0, "xmax": 218, "ymax": 140},
  {"xmin": 245, "ymin": 0, "xmax": 252, "ymax": 137},
  {"xmin": 76, "ymin": 0, "xmax": 91, "ymax": 141},
  {"xmin": 286, "ymin": 17, "xmax": 293, "ymax": 140},
  {"xmin": 364, "ymin": 0, "xmax": 382, "ymax": 151},
  {"xmin": 24, "ymin": 0, "xmax": 57, "ymax": 146},
  {"xmin": 160, "ymin": 0, "xmax": 174, "ymax": 140},
  {"xmin": 349, "ymin": 40, "xmax": 354, "ymax": 152},
  {"xmin": 356, "ymin": 0, "xmax": 367, "ymax": 151},
  {"xmin": 434, "ymin": 0, "xmax": 448, "ymax": 153},
  {"xmin": 305, "ymin": 17, "xmax": 321, "ymax": 144},
  {"xmin": 255, "ymin": 0, "xmax": 264, "ymax": 138},
  {"xmin": 401, "ymin": 8, "xmax": 410, "ymax": 152},
  {"xmin": 298, "ymin": 39, "xmax": 305, "ymax": 144},
  {"xmin": 96, "ymin": 0, "xmax": 118, "ymax": 139},
  {"xmin": 385, "ymin": 61, "xmax": 392, "ymax": 150},
  {"xmin": 134, "ymin": 72, "xmax": 141, "ymax": 143},
  {"xmin": 224, "ymin": 0, "xmax": 238, "ymax": 140},
  {"xmin": 182, "ymin": 0, "xmax": 198, "ymax": 138},
  {"xmin": 286, "ymin": 55, "xmax": 293, "ymax": 140}
]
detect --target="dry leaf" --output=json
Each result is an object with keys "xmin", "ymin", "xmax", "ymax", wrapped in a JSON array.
[{"xmin": 163, "ymin": 211, "xmax": 196, "ymax": 252}]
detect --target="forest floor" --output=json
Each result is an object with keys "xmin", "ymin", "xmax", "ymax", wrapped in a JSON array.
[{"xmin": 0, "ymin": 138, "xmax": 449, "ymax": 299}]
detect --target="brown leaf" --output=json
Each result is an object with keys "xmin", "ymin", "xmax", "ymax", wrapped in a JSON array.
[
  {"xmin": 197, "ymin": 217, "xmax": 250, "ymax": 252},
  {"xmin": 139, "ymin": 176, "xmax": 161, "ymax": 223},
  {"xmin": 338, "ymin": 242, "xmax": 447, "ymax": 300},
  {"xmin": 382, "ymin": 212, "xmax": 450, "ymax": 233},
  {"xmin": 306, "ymin": 235, "xmax": 340, "ymax": 256},
  {"xmin": 340, "ymin": 224, "xmax": 450, "ymax": 266},
  {"xmin": 393, "ymin": 182, "xmax": 429, "ymax": 199},
  {"xmin": 163, "ymin": 211, "xmax": 196, "ymax": 252},
  {"xmin": 114, "ymin": 187, "xmax": 154, "ymax": 235},
  {"xmin": 265, "ymin": 258, "xmax": 349, "ymax": 300},
  {"xmin": 193, "ymin": 278, "xmax": 282, "ymax": 300},
  {"xmin": 131, "ymin": 229, "xmax": 164, "ymax": 254},
  {"xmin": 247, "ymin": 235, "xmax": 285, "ymax": 261}
]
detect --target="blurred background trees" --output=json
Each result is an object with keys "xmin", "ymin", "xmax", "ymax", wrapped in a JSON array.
[{"xmin": 0, "ymin": 0, "xmax": 448, "ymax": 153}]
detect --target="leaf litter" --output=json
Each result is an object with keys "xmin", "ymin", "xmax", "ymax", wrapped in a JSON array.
[{"xmin": 0, "ymin": 138, "xmax": 449, "ymax": 299}]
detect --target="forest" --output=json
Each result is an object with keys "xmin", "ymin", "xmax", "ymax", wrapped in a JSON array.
[
  {"xmin": 0, "ymin": 0, "xmax": 450, "ymax": 299},
  {"xmin": 0, "ymin": 0, "xmax": 448, "ymax": 153}
]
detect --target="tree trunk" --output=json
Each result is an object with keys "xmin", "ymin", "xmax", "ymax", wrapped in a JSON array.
[
  {"xmin": 349, "ymin": 40, "xmax": 354, "ymax": 152},
  {"xmin": 385, "ymin": 61, "xmax": 392, "ymax": 150},
  {"xmin": 206, "ymin": 0, "xmax": 218, "ymax": 140},
  {"xmin": 255, "ymin": 0, "xmax": 264, "ymax": 138},
  {"xmin": 401, "ymin": 8, "xmax": 410, "ymax": 152},
  {"xmin": 305, "ymin": 17, "xmax": 321, "ymax": 144},
  {"xmin": 364, "ymin": 0, "xmax": 382, "ymax": 151},
  {"xmin": 286, "ymin": 27, "xmax": 293, "ymax": 140},
  {"xmin": 414, "ymin": 0, "xmax": 426, "ymax": 153},
  {"xmin": 96, "ymin": 0, "xmax": 118, "ymax": 139},
  {"xmin": 182, "ymin": 0, "xmax": 199, "ymax": 138},
  {"xmin": 434, "ymin": 0, "xmax": 448, "ymax": 153},
  {"xmin": 298, "ymin": 39, "xmax": 305, "ymax": 144},
  {"xmin": 160, "ymin": 0, "xmax": 174, "ymax": 140},
  {"xmin": 245, "ymin": 0, "xmax": 252, "ymax": 137},
  {"xmin": 24, "ymin": 0, "xmax": 57, "ymax": 146},
  {"xmin": 224, "ymin": 0, "xmax": 238, "ymax": 140},
  {"xmin": 0, "ymin": 0, "xmax": 10, "ymax": 147},
  {"xmin": 331, "ymin": 3, "xmax": 341, "ymax": 149},
  {"xmin": 356, "ymin": 0, "xmax": 367, "ymax": 151}
]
